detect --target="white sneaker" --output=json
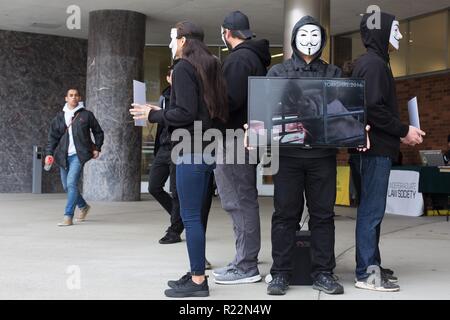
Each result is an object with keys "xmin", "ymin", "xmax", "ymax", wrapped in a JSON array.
[
  {"xmin": 355, "ymin": 266, "xmax": 400, "ymax": 292},
  {"xmin": 355, "ymin": 278, "xmax": 400, "ymax": 292}
]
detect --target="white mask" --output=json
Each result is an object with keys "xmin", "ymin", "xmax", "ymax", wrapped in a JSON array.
[
  {"xmin": 221, "ymin": 26, "xmax": 229, "ymax": 49},
  {"xmin": 295, "ymin": 24, "xmax": 322, "ymax": 56},
  {"xmin": 389, "ymin": 20, "xmax": 402, "ymax": 50},
  {"xmin": 169, "ymin": 28, "xmax": 178, "ymax": 59}
]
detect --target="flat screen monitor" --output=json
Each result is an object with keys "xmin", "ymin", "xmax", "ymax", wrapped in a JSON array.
[
  {"xmin": 419, "ymin": 150, "xmax": 445, "ymax": 167},
  {"xmin": 248, "ymin": 77, "xmax": 367, "ymax": 148}
]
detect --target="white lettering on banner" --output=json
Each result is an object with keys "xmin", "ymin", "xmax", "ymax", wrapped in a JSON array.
[{"xmin": 386, "ymin": 170, "xmax": 424, "ymax": 217}]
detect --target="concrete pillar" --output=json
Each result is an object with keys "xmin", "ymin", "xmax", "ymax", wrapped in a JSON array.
[
  {"xmin": 83, "ymin": 10, "xmax": 146, "ymax": 201},
  {"xmin": 283, "ymin": 0, "xmax": 331, "ymax": 62}
]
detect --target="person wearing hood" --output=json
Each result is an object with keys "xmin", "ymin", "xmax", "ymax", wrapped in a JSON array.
[
  {"xmin": 352, "ymin": 12, "xmax": 425, "ymax": 292},
  {"xmin": 266, "ymin": 15, "xmax": 344, "ymax": 296},
  {"xmin": 45, "ymin": 88, "xmax": 104, "ymax": 227},
  {"xmin": 213, "ymin": 11, "xmax": 271, "ymax": 285}
]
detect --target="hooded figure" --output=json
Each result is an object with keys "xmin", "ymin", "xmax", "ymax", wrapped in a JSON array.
[
  {"xmin": 352, "ymin": 12, "xmax": 409, "ymax": 161},
  {"xmin": 266, "ymin": 16, "xmax": 344, "ymax": 297},
  {"xmin": 268, "ymin": 15, "xmax": 341, "ymax": 158},
  {"xmin": 269, "ymin": 15, "xmax": 340, "ymax": 78},
  {"xmin": 351, "ymin": 12, "xmax": 411, "ymax": 292}
]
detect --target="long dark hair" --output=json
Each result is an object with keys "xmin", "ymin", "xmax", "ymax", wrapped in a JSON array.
[{"xmin": 175, "ymin": 21, "xmax": 228, "ymax": 123}]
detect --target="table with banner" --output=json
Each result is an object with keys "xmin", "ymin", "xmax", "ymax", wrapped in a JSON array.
[{"xmin": 335, "ymin": 166, "xmax": 450, "ymax": 218}]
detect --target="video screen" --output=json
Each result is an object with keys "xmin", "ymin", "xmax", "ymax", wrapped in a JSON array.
[{"xmin": 248, "ymin": 78, "xmax": 366, "ymax": 148}]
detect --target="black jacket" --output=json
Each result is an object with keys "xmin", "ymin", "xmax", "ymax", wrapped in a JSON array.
[
  {"xmin": 223, "ymin": 39, "xmax": 271, "ymax": 130},
  {"xmin": 267, "ymin": 15, "xmax": 341, "ymax": 159},
  {"xmin": 46, "ymin": 108, "xmax": 104, "ymax": 169},
  {"xmin": 148, "ymin": 59, "xmax": 223, "ymax": 153},
  {"xmin": 352, "ymin": 12, "xmax": 409, "ymax": 160},
  {"xmin": 154, "ymin": 86, "xmax": 171, "ymax": 155}
]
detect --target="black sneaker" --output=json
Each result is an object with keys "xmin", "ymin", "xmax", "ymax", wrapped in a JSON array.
[
  {"xmin": 380, "ymin": 267, "xmax": 398, "ymax": 283},
  {"xmin": 159, "ymin": 232, "xmax": 181, "ymax": 244},
  {"xmin": 267, "ymin": 274, "xmax": 289, "ymax": 296},
  {"xmin": 380, "ymin": 267, "xmax": 394, "ymax": 276},
  {"xmin": 164, "ymin": 276, "xmax": 209, "ymax": 298},
  {"xmin": 312, "ymin": 273, "xmax": 344, "ymax": 295},
  {"xmin": 167, "ymin": 272, "xmax": 191, "ymax": 289}
]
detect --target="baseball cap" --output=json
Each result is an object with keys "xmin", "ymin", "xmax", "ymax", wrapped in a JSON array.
[{"xmin": 222, "ymin": 11, "xmax": 255, "ymax": 40}]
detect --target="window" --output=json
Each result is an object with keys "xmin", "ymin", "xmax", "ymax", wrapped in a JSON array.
[
  {"xmin": 333, "ymin": 9, "xmax": 450, "ymax": 78},
  {"xmin": 408, "ymin": 11, "xmax": 447, "ymax": 75}
]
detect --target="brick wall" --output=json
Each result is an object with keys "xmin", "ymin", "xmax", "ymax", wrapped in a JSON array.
[{"xmin": 337, "ymin": 70, "xmax": 450, "ymax": 165}]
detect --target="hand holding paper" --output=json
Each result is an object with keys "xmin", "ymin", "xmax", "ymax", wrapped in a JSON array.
[
  {"xmin": 129, "ymin": 103, "xmax": 160, "ymax": 120},
  {"xmin": 401, "ymin": 126, "xmax": 426, "ymax": 146}
]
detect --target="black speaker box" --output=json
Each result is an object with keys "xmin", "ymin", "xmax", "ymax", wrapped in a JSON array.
[{"xmin": 290, "ymin": 230, "xmax": 313, "ymax": 285}]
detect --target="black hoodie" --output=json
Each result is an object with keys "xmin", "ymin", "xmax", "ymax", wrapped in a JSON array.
[
  {"xmin": 268, "ymin": 15, "xmax": 341, "ymax": 159},
  {"xmin": 154, "ymin": 86, "xmax": 171, "ymax": 156},
  {"xmin": 352, "ymin": 12, "xmax": 409, "ymax": 160},
  {"xmin": 223, "ymin": 39, "xmax": 271, "ymax": 130}
]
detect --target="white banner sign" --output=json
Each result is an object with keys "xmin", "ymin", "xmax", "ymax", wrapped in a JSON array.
[{"xmin": 386, "ymin": 170, "xmax": 424, "ymax": 216}]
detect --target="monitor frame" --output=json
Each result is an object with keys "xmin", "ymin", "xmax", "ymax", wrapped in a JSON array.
[{"xmin": 247, "ymin": 76, "xmax": 367, "ymax": 149}]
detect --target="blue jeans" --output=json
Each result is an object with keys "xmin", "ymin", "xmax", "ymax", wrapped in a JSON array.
[
  {"xmin": 355, "ymin": 155, "xmax": 392, "ymax": 280},
  {"xmin": 60, "ymin": 155, "xmax": 87, "ymax": 217},
  {"xmin": 176, "ymin": 154, "xmax": 215, "ymax": 276}
]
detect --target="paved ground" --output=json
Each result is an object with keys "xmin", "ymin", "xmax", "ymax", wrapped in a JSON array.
[{"xmin": 0, "ymin": 193, "xmax": 449, "ymax": 300}]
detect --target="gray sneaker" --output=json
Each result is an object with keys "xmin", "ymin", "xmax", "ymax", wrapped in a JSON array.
[
  {"xmin": 212, "ymin": 263, "xmax": 235, "ymax": 277},
  {"xmin": 355, "ymin": 265, "xmax": 400, "ymax": 292},
  {"xmin": 214, "ymin": 267, "xmax": 262, "ymax": 285}
]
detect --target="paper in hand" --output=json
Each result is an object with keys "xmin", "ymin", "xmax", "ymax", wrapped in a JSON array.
[
  {"xmin": 133, "ymin": 80, "xmax": 147, "ymax": 127},
  {"xmin": 408, "ymin": 97, "xmax": 420, "ymax": 130}
]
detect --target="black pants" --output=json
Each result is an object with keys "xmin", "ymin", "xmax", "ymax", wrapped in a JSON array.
[
  {"xmin": 271, "ymin": 155, "xmax": 337, "ymax": 279},
  {"xmin": 148, "ymin": 145, "xmax": 213, "ymax": 234}
]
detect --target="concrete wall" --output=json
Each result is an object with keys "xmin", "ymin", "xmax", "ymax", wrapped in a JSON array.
[{"xmin": 0, "ymin": 30, "xmax": 87, "ymax": 193}]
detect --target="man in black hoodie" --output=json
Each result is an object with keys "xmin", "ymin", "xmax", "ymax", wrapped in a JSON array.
[
  {"xmin": 213, "ymin": 11, "xmax": 271, "ymax": 285},
  {"xmin": 266, "ymin": 16, "xmax": 344, "ymax": 296},
  {"xmin": 148, "ymin": 65, "xmax": 184, "ymax": 244},
  {"xmin": 352, "ymin": 12, "xmax": 425, "ymax": 292}
]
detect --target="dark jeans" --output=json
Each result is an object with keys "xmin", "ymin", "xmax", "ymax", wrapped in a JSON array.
[
  {"xmin": 356, "ymin": 155, "xmax": 392, "ymax": 280},
  {"xmin": 149, "ymin": 146, "xmax": 214, "ymax": 235},
  {"xmin": 271, "ymin": 156, "xmax": 337, "ymax": 279},
  {"xmin": 176, "ymin": 154, "xmax": 215, "ymax": 275}
]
